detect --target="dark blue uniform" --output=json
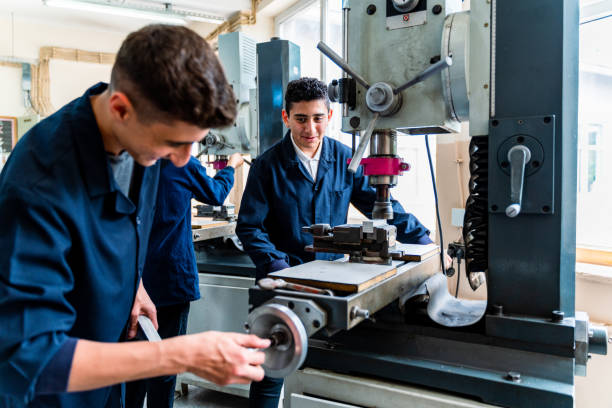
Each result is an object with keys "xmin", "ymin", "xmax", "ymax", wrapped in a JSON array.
[
  {"xmin": 0, "ymin": 83, "xmax": 159, "ymax": 407},
  {"xmin": 142, "ymin": 157, "xmax": 234, "ymax": 307},
  {"xmin": 236, "ymin": 133, "xmax": 431, "ymax": 408},
  {"xmin": 125, "ymin": 158, "xmax": 234, "ymax": 408}
]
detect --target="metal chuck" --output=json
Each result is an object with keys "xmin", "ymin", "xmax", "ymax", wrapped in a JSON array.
[{"xmin": 246, "ymin": 303, "xmax": 308, "ymax": 378}]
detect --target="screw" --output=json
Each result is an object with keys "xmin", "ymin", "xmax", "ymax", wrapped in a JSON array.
[
  {"xmin": 484, "ymin": 84, "xmax": 489, "ymax": 89},
  {"xmin": 366, "ymin": 4, "xmax": 376, "ymax": 15},
  {"xmin": 350, "ymin": 116, "xmax": 361, "ymax": 128},
  {"xmin": 351, "ymin": 306, "xmax": 370, "ymax": 320},
  {"xmin": 492, "ymin": 304, "xmax": 503, "ymax": 316},
  {"xmin": 244, "ymin": 323, "xmax": 250, "ymax": 331},
  {"xmin": 484, "ymin": 22, "xmax": 489, "ymax": 27},
  {"xmin": 506, "ymin": 371, "xmax": 521, "ymax": 382},
  {"xmin": 432, "ymin": 5, "xmax": 443, "ymax": 15},
  {"xmin": 552, "ymin": 310, "xmax": 565, "ymax": 322}
]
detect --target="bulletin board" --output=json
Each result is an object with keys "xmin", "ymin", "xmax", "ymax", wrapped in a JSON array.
[
  {"xmin": 0, "ymin": 116, "xmax": 17, "ymax": 168},
  {"xmin": 0, "ymin": 116, "xmax": 17, "ymax": 154}
]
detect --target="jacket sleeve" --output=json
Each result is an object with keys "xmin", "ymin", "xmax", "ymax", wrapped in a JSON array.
[
  {"xmin": 349, "ymin": 167, "xmax": 431, "ymax": 244},
  {"xmin": 0, "ymin": 185, "xmax": 77, "ymax": 401},
  {"xmin": 185, "ymin": 157, "xmax": 234, "ymax": 206},
  {"xmin": 236, "ymin": 159, "xmax": 290, "ymax": 276}
]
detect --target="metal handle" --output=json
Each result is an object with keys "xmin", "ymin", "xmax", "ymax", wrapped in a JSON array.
[
  {"xmin": 317, "ymin": 41, "xmax": 370, "ymax": 89},
  {"xmin": 394, "ymin": 56, "xmax": 453, "ymax": 94},
  {"xmin": 347, "ymin": 113, "xmax": 379, "ymax": 173},
  {"xmin": 505, "ymin": 145, "xmax": 532, "ymax": 218}
]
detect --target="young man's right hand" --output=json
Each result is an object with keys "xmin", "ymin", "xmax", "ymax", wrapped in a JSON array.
[
  {"xmin": 164, "ymin": 331, "xmax": 270, "ymax": 385},
  {"xmin": 227, "ymin": 153, "xmax": 245, "ymax": 169}
]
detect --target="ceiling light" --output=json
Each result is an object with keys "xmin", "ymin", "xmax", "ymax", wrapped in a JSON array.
[{"xmin": 43, "ymin": 0, "xmax": 225, "ymax": 26}]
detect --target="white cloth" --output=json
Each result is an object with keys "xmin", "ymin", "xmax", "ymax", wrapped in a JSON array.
[{"xmin": 290, "ymin": 132, "xmax": 322, "ymax": 181}]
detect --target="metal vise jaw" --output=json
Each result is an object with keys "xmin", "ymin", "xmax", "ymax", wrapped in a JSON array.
[
  {"xmin": 195, "ymin": 204, "xmax": 236, "ymax": 222},
  {"xmin": 303, "ymin": 220, "xmax": 397, "ymax": 264}
]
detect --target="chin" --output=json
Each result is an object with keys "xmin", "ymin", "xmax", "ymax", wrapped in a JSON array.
[{"xmin": 136, "ymin": 157, "xmax": 159, "ymax": 167}]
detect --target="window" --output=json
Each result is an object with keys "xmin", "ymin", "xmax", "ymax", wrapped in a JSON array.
[
  {"xmin": 577, "ymin": 2, "xmax": 612, "ymax": 260},
  {"xmin": 277, "ymin": 1, "xmax": 321, "ymax": 79}
]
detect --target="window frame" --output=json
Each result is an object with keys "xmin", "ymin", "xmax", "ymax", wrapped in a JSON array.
[{"xmin": 576, "ymin": 2, "xmax": 612, "ymax": 266}]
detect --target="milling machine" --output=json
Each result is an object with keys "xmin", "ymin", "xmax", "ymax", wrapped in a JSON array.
[{"xmin": 246, "ymin": 1, "xmax": 609, "ymax": 407}]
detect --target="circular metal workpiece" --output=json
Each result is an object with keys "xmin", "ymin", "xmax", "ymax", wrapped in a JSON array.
[
  {"xmin": 392, "ymin": 0, "xmax": 420, "ymax": 13},
  {"xmin": 246, "ymin": 303, "xmax": 308, "ymax": 378},
  {"xmin": 365, "ymin": 82, "xmax": 402, "ymax": 116}
]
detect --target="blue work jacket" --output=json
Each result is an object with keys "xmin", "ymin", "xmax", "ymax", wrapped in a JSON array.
[
  {"xmin": 236, "ymin": 132, "xmax": 430, "ymax": 278},
  {"xmin": 143, "ymin": 157, "xmax": 234, "ymax": 307},
  {"xmin": 0, "ymin": 83, "xmax": 159, "ymax": 407}
]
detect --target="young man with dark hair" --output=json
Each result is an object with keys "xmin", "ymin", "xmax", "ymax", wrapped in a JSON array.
[
  {"xmin": 0, "ymin": 24, "xmax": 268, "ymax": 408},
  {"xmin": 236, "ymin": 77, "xmax": 434, "ymax": 408}
]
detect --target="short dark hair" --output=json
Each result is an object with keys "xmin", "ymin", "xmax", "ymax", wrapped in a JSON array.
[
  {"xmin": 284, "ymin": 77, "xmax": 330, "ymax": 114},
  {"xmin": 110, "ymin": 24, "xmax": 236, "ymax": 128}
]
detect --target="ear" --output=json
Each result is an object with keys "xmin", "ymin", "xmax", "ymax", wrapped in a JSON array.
[
  {"xmin": 328, "ymin": 108, "xmax": 333, "ymax": 121},
  {"xmin": 281, "ymin": 109, "xmax": 290, "ymax": 127},
  {"xmin": 108, "ymin": 92, "xmax": 135, "ymax": 123}
]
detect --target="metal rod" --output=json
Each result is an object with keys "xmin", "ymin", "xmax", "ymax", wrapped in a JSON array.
[
  {"xmin": 347, "ymin": 113, "xmax": 379, "ymax": 173},
  {"xmin": 317, "ymin": 41, "xmax": 370, "ymax": 89},
  {"xmin": 394, "ymin": 56, "xmax": 453, "ymax": 95},
  {"xmin": 342, "ymin": 0, "xmax": 350, "ymax": 117}
]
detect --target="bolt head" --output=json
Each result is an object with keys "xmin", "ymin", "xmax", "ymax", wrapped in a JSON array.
[
  {"xmin": 491, "ymin": 304, "xmax": 503, "ymax": 316},
  {"xmin": 506, "ymin": 371, "xmax": 521, "ymax": 382},
  {"xmin": 552, "ymin": 310, "xmax": 565, "ymax": 322}
]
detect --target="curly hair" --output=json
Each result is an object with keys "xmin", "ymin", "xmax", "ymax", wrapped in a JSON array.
[
  {"xmin": 110, "ymin": 24, "xmax": 236, "ymax": 129},
  {"xmin": 284, "ymin": 77, "xmax": 330, "ymax": 114}
]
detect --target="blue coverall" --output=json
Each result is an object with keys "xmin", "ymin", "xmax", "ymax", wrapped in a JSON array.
[
  {"xmin": 236, "ymin": 132, "xmax": 431, "ymax": 408},
  {"xmin": 126, "ymin": 157, "xmax": 235, "ymax": 408},
  {"xmin": 0, "ymin": 83, "xmax": 159, "ymax": 407}
]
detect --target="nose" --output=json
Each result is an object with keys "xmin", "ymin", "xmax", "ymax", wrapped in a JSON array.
[{"xmin": 307, "ymin": 119, "xmax": 317, "ymax": 135}]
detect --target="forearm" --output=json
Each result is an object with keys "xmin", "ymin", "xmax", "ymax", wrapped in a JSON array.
[
  {"xmin": 68, "ymin": 331, "xmax": 269, "ymax": 392},
  {"xmin": 67, "ymin": 337, "xmax": 185, "ymax": 392}
]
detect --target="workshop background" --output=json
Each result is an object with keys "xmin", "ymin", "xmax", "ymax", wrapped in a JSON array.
[{"xmin": 1, "ymin": 0, "xmax": 611, "ymax": 407}]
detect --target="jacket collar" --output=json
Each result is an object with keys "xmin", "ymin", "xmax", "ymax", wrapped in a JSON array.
[
  {"xmin": 279, "ymin": 131, "xmax": 336, "ymax": 184},
  {"xmin": 71, "ymin": 82, "xmax": 141, "ymax": 214},
  {"xmin": 71, "ymin": 82, "xmax": 116, "ymax": 199}
]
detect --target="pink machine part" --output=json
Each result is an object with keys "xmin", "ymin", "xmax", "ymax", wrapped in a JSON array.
[
  {"xmin": 209, "ymin": 159, "xmax": 228, "ymax": 170},
  {"xmin": 347, "ymin": 157, "xmax": 410, "ymax": 176}
]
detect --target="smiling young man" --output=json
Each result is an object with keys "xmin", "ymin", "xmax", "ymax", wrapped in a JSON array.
[
  {"xmin": 236, "ymin": 77, "xmax": 433, "ymax": 408},
  {"xmin": 0, "ymin": 25, "xmax": 268, "ymax": 408}
]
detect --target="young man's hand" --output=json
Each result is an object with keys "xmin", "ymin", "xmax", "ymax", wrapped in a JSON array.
[
  {"xmin": 127, "ymin": 281, "xmax": 158, "ymax": 339},
  {"xmin": 165, "ymin": 331, "xmax": 270, "ymax": 385},
  {"xmin": 227, "ymin": 153, "xmax": 244, "ymax": 169}
]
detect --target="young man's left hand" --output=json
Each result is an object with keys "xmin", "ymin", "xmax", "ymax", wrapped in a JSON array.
[{"xmin": 127, "ymin": 281, "xmax": 158, "ymax": 339}]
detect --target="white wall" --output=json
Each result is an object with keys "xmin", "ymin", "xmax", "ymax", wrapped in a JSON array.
[{"xmin": 0, "ymin": 13, "xmax": 131, "ymax": 118}]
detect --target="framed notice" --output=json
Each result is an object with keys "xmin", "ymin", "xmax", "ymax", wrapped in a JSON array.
[
  {"xmin": 0, "ymin": 116, "xmax": 17, "ymax": 168},
  {"xmin": 0, "ymin": 116, "xmax": 17, "ymax": 154}
]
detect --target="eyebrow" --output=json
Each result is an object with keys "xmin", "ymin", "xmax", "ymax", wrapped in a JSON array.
[
  {"xmin": 165, "ymin": 140, "xmax": 195, "ymax": 146},
  {"xmin": 293, "ymin": 113, "xmax": 326, "ymax": 118}
]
